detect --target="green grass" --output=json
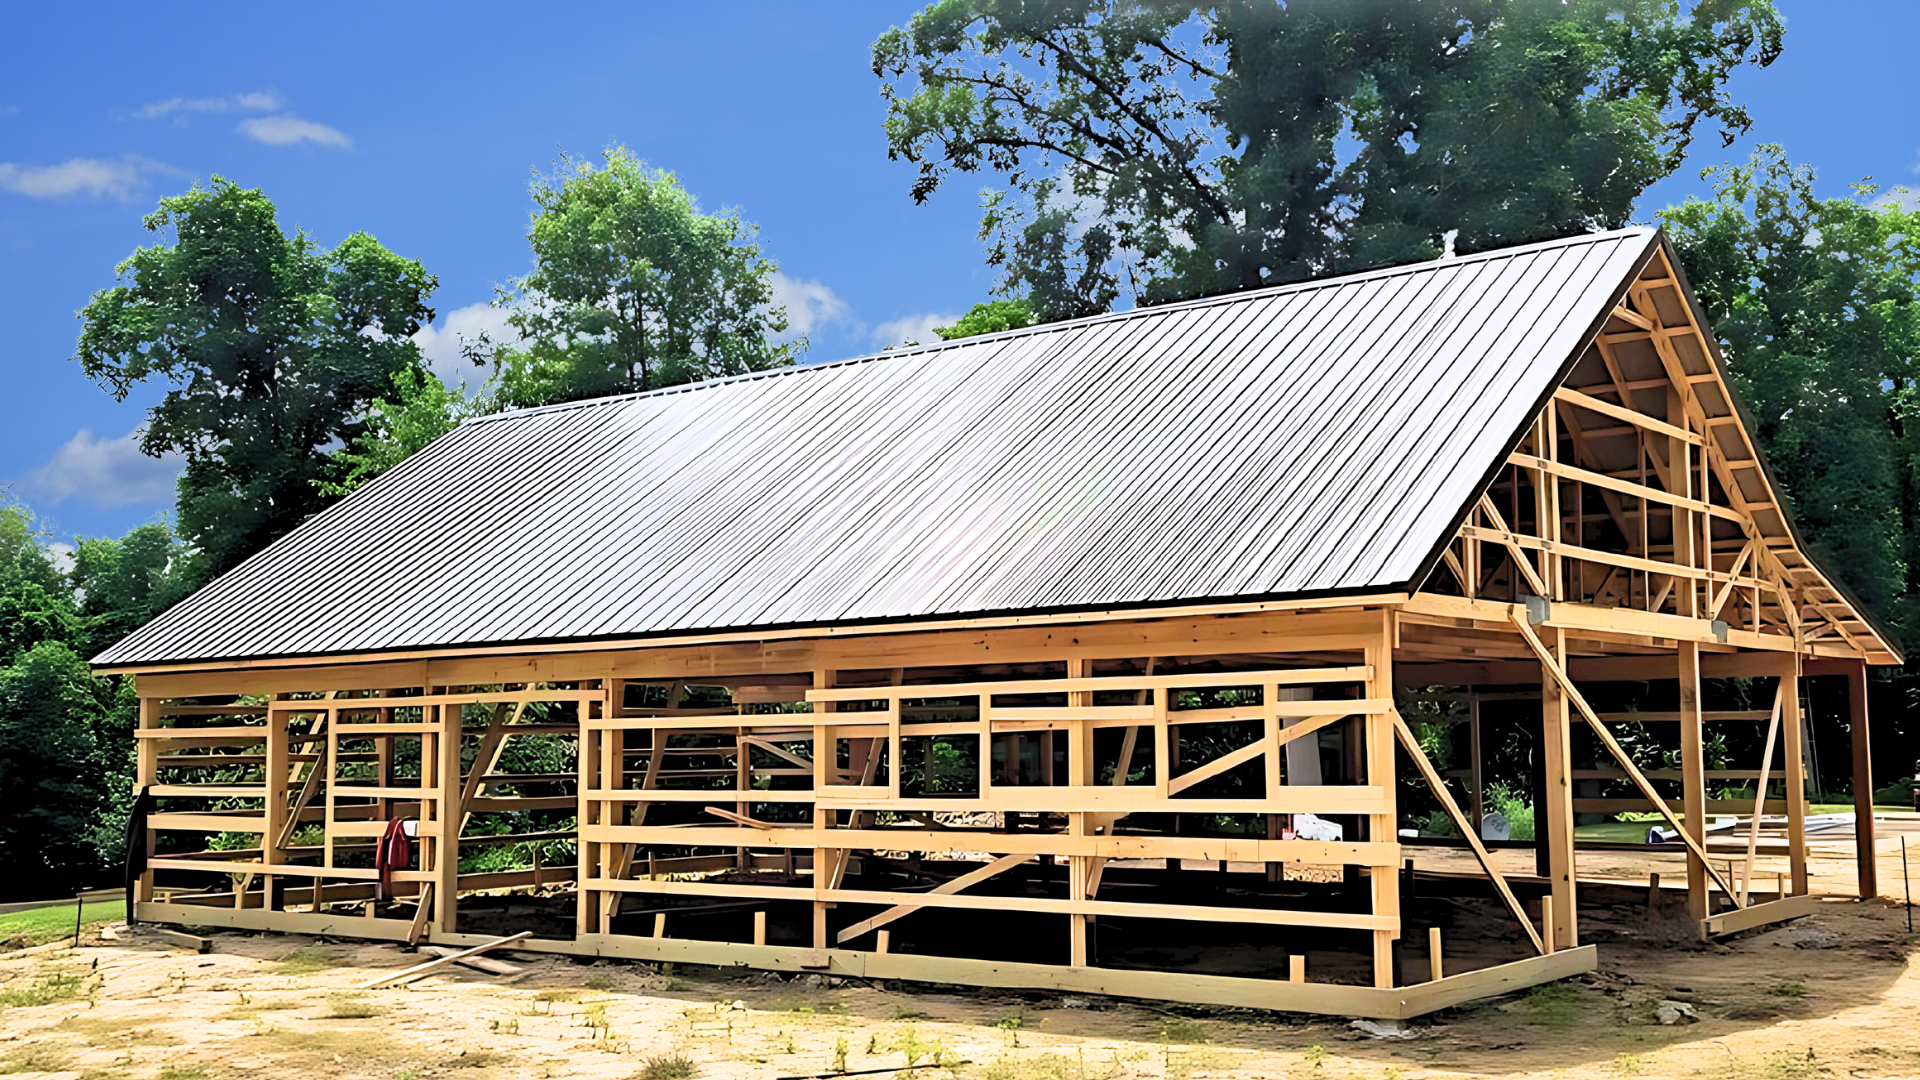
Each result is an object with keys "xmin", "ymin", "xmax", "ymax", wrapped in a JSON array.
[
  {"xmin": 0, "ymin": 972, "xmax": 86, "ymax": 1008},
  {"xmin": 636, "ymin": 1052, "xmax": 695, "ymax": 1079},
  {"xmin": 271, "ymin": 946, "xmax": 342, "ymax": 975},
  {"xmin": 0, "ymin": 898, "xmax": 127, "ymax": 949}
]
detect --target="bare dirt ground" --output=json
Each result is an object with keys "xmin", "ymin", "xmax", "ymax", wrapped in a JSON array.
[
  {"xmin": 5, "ymin": 827, "xmax": 1919, "ymax": 1080},
  {"xmin": 0, "ymin": 891, "xmax": 1912, "ymax": 1080}
]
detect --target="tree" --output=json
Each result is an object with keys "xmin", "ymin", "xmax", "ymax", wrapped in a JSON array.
[
  {"xmin": 75, "ymin": 177, "xmax": 438, "ymax": 580},
  {"xmin": 479, "ymin": 147, "xmax": 797, "ymax": 409},
  {"xmin": 319, "ymin": 369, "xmax": 479, "ymax": 497},
  {"xmin": 934, "ymin": 297, "xmax": 1041, "ymax": 340},
  {"xmin": 875, "ymin": 0, "xmax": 1783, "ymax": 318},
  {"xmin": 0, "ymin": 499, "xmax": 76, "ymax": 665},
  {"xmin": 1660, "ymin": 146, "xmax": 1920, "ymax": 639},
  {"xmin": 69, "ymin": 522, "xmax": 192, "ymax": 661},
  {"xmin": 0, "ymin": 641, "xmax": 121, "ymax": 896}
]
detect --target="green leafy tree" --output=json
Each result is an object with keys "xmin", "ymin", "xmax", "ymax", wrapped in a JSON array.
[
  {"xmin": 479, "ymin": 146, "xmax": 797, "ymax": 408},
  {"xmin": 934, "ymin": 298, "xmax": 1040, "ymax": 340},
  {"xmin": 69, "ymin": 523, "xmax": 192, "ymax": 660},
  {"xmin": 0, "ymin": 500, "xmax": 77, "ymax": 665},
  {"xmin": 0, "ymin": 641, "xmax": 128, "ymax": 896},
  {"xmin": 74, "ymin": 177, "xmax": 438, "ymax": 579},
  {"xmin": 875, "ymin": 0, "xmax": 1783, "ymax": 318},
  {"xmin": 1660, "ymin": 146, "xmax": 1920, "ymax": 638},
  {"xmin": 319, "ymin": 369, "xmax": 479, "ymax": 497}
]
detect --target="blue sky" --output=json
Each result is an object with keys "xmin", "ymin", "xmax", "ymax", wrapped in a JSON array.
[{"xmin": 2, "ymin": 2, "xmax": 1916, "ymax": 547}]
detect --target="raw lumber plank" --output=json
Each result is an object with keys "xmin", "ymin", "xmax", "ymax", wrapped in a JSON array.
[
  {"xmin": 1702, "ymin": 892, "xmax": 1821, "ymax": 937},
  {"xmin": 155, "ymin": 928, "xmax": 212, "ymax": 953},
  {"xmin": 417, "ymin": 944, "xmax": 524, "ymax": 976},
  {"xmin": 356, "ymin": 931, "xmax": 532, "ymax": 989}
]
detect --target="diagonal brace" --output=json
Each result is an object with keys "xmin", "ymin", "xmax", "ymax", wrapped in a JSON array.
[{"xmin": 1511, "ymin": 612, "xmax": 1744, "ymax": 906}]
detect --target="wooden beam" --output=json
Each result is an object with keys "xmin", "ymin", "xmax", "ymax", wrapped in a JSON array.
[
  {"xmin": 1679, "ymin": 642, "xmax": 1709, "ymax": 922},
  {"xmin": 1554, "ymin": 386, "xmax": 1702, "ymax": 445},
  {"xmin": 1391, "ymin": 713, "xmax": 1543, "ymax": 954},
  {"xmin": 834, "ymin": 854, "xmax": 1030, "ymax": 945},
  {"xmin": 1738, "ymin": 683, "xmax": 1784, "ymax": 905},
  {"xmin": 354, "ymin": 931, "xmax": 531, "ymax": 989},
  {"xmin": 1510, "ymin": 613, "xmax": 1743, "ymax": 905}
]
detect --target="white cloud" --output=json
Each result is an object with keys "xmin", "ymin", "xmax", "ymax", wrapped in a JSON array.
[
  {"xmin": 133, "ymin": 91, "xmax": 281, "ymax": 121},
  {"xmin": 44, "ymin": 542, "xmax": 74, "ymax": 575},
  {"xmin": 768, "ymin": 272, "xmax": 849, "ymax": 338},
  {"xmin": 1871, "ymin": 186, "xmax": 1920, "ymax": 213},
  {"xmin": 0, "ymin": 155, "xmax": 175, "ymax": 201},
  {"xmin": 25, "ymin": 428, "xmax": 181, "ymax": 509},
  {"xmin": 870, "ymin": 312, "xmax": 961, "ymax": 351},
  {"xmin": 239, "ymin": 114, "xmax": 352, "ymax": 149},
  {"xmin": 411, "ymin": 301, "xmax": 517, "ymax": 390}
]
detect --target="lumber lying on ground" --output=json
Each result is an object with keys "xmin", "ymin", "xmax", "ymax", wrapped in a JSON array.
[
  {"xmin": 416, "ymin": 943, "xmax": 524, "ymax": 976},
  {"xmin": 356, "ymin": 931, "xmax": 532, "ymax": 989}
]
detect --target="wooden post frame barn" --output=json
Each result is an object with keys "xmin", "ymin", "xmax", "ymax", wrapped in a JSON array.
[{"xmin": 93, "ymin": 227, "xmax": 1898, "ymax": 1019}]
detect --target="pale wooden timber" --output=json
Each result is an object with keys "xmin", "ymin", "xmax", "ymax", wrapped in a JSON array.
[
  {"xmin": 1701, "ymin": 893, "xmax": 1821, "ymax": 937},
  {"xmin": 1391, "ymin": 712, "xmax": 1543, "ymax": 954},
  {"xmin": 355, "ymin": 931, "xmax": 532, "ymax": 989}
]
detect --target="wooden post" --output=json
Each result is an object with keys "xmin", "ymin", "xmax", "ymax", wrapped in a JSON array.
[
  {"xmin": 1289, "ymin": 954, "xmax": 1305, "ymax": 983},
  {"xmin": 812, "ymin": 668, "xmax": 836, "ymax": 952},
  {"xmin": 434, "ymin": 697, "xmax": 462, "ymax": 935},
  {"xmin": 1541, "ymin": 896, "xmax": 1555, "ymax": 954},
  {"xmin": 1539, "ymin": 625, "xmax": 1577, "ymax": 947},
  {"xmin": 576, "ymin": 697, "xmax": 598, "ymax": 936},
  {"xmin": 753, "ymin": 910, "xmax": 767, "ymax": 946},
  {"xmin": 1467, "ymin": 691, "xmax": 1485, "ymax": 833},
  {"xmin": 1678, "ymin": 642, "xmax": 1709, "ymax": 922},
  {"xmin": 1367, "ymin": 613, "xmax": 1399, "ymax": 988},
  {"xmin": 1066, "ymin": 658, "xmax": 1094, "ymax": 968},
  {"xmin": 653, "ymin": 912, "xmax": 666, "ymax": 938},
  {"xmin": 134, "ymin": 697, "xmax": 160, "ymax": 910},
  {"xmin": 1781, "ymin": 659, "xmax": 1809, "ymax": 896},
  {"xmin": 1428, "ymin": 926, "xmax": 1444, "ymax": 982},
  {"xmin": 1845, "ymin": 659, "xmax": 1878, "ymax": 899}
]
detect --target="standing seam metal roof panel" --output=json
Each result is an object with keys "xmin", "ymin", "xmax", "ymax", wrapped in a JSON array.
[{"xmin": 95, "ymin": 228, "xmax": 1663, "ymax": 667}]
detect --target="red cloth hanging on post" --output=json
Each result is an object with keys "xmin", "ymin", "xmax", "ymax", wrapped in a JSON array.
[{"xmin": 374, "ymin": 819, "xmax": 412, "ymax": 901}]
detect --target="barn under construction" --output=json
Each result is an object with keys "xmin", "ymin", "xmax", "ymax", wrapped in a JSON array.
[{"xmin": 93, "ymin": 226, "xmax": 1898, "ymax": 1019}]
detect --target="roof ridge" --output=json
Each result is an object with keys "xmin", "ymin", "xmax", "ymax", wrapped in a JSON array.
[{"xmin": 463, "ymin": 225, "xmax": 1656, "ymax": 426}]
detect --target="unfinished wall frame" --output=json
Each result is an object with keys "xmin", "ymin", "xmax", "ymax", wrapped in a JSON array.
[{"xmin": 106, "ymin": 229, "xmax": 1898, "ymax": 1018}]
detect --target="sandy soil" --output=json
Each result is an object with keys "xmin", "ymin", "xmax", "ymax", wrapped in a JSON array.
[
  {"xmin": 5, "ymin": 820, "xmax": 1918, "ymax": 1080},
  {"xmin": 0, "ymin": 888, "xmax": 1913, "ymax": 1080}
]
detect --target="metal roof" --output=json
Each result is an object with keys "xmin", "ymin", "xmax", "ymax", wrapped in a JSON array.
[{"xmin": 97, "ymin": 227, "xmax": 1666, "ymax": 667}]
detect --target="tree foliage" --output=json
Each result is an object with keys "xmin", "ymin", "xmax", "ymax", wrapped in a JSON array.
[
  {"xmin": 1661, "ymin": 146, "xmax": 1920, "ymax": 640},
  {"xmin": 74, "ymin": 177, "xmax": 438, "ymax": 580},
  {"xmin": 875, "ymin": 0, "xmax": 1783, "ymax": 318},
  {"xmin": 478, "ymin": 146, "xmax": 797, "ymax": 409},
  {"xmin": 320, "ymin": 369, "xmax": 479, "ymax": 498},
  {"xmin": 0, "ymin": 500, "xmax": 163, "ymax": 896},
  {"xmin": 934, "ymin": 297, "xmax": 1040, "ymax": 339}
]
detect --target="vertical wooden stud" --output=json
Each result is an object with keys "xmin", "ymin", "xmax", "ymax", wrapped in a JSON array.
[
  {"xmin": 1781, "ymin": 658, "xmax": 1809, "ymax": 896},
  {"xmin": 1845, "ymin": 659, "xmax": 1878, "ymax": 899},
  {"xmin": 1539, "ymin": 626, "xmax": 1577, "ymax": 948},
  {"xmin": 1678, "ymin": 642, "xmax": 1709, "ymax": 922},
  {"xmin": 1366, "ymin": 612, "xmax": 1399, "ymax": 988}
]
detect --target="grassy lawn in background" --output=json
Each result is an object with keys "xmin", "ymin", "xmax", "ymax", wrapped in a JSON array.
[{"xmin": 0, "ymin": 897, "xmax": 126, "ymax": 949}]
